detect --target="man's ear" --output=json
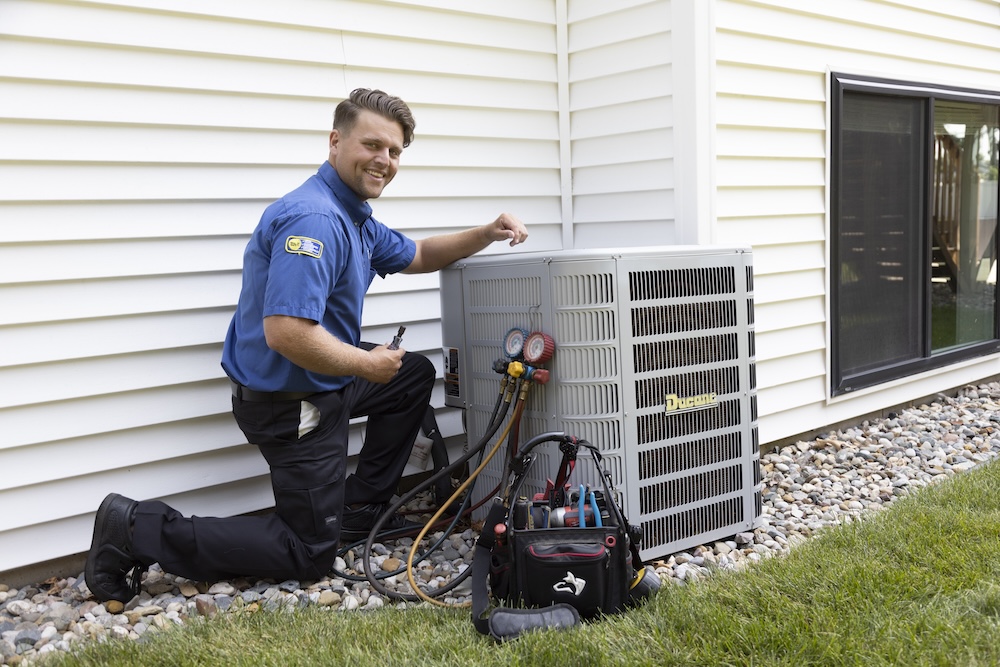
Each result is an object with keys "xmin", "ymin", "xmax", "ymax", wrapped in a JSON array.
[{"xmin": 328, "ymin": 130, "xmax": 340, "ymax": 160}]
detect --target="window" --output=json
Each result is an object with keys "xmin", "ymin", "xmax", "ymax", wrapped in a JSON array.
[{"xmin": 831, "ymin": 74, "xmax": 1000, "ymax": 395}]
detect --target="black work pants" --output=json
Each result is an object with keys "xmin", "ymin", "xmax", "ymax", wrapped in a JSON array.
[{"xmin": 131, "ymin": 348, "xmax": 435, "ymax": 582}]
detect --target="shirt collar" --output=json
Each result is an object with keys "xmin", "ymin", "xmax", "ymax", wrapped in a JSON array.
[{"xmin": 318, "ymin": 161, "xmax": 373, "ymax": 226}]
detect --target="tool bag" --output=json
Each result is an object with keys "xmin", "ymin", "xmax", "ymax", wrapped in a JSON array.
[{"xmin": 471, "ymin": 433, "xmax": 659, "ymax": 640}]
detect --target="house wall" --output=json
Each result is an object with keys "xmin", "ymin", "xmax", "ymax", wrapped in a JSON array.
[
  {"xmin": 0, "ymin": 0, "xmax": 565, "ymax": 575},
  {"xmin": 565, "ymin": 0, "xmax": 678, "ymax": 249},
  {"xmin": 711, "ymin": 0, "xmax": 1000, "ymax": 443}
]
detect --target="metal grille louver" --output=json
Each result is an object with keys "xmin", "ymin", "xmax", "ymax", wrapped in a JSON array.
[
  {"xmin": 638, "ymin": 432, "xmax": 743, "ymax": 478},
  {"xmin": 636, "ymin": 399, "xmax": 743, "ymax": 444},
  {"xmin": 639, "ymin": 464, "xmax": 743, "ymax": 514}
]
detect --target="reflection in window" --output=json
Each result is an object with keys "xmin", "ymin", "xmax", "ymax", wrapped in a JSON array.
[{"xmin": 932, "ymin": 102, "xmax": 1000, "ymax": 351}]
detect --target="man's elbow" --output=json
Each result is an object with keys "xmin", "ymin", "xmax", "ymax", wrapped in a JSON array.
[
  {"xmin": 263, "ymin": 315, "xmax": 308, "ymax": 355},
  {"xmin": 262, "ymin": 319, "xmax": 285, "ymax": 353}
]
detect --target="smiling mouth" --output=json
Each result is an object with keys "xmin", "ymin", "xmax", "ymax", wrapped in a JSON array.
[{"xmin": 364, "ymin": 169, "xmax": 385, "ymax": 180}]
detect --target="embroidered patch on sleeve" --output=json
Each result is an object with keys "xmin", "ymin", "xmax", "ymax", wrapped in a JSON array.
[{"xmin": 284, "ymin": 236, "xmax": 324, "ymax": 258}]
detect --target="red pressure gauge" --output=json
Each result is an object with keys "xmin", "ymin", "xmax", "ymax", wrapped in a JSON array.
[
  {"xmin": 503, "ymin": 327, "xmax": 529, "ymax": 360},
  {"xmin": 523, "ymin": 331, "xmax": 555, "ymax": 364}
]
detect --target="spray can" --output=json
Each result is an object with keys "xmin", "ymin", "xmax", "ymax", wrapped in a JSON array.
[{"xmin": 547, "ymin": 506, "xmax": 597, "ymax": 528}]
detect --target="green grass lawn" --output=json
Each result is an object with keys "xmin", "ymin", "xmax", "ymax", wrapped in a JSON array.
[{"xmin": 51, "ymin": 461, "xmax": 1000, "ymax": 667}]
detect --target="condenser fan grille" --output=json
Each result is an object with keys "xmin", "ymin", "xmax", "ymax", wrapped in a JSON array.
[
  {"xmin": 469, "ymin": 275, "xmax": 541, "ymax": 307},
  {"xmin": 643, "ymin": 496, "xmax": 745, "ymax": 549},
  {"xmin": 629, "ymin": 267, "xmax": 736, "ymax": 299},
  {"xmin": 640, "ymin": 464, "xmax": 743, "ymax": 514},
  {"xmin": 634, "ymin": 333, "xmax": 739, "ymax": 372},
  {"xmin": 638, "ymin": 431, "xmax": 743, "ymax": 479},
  {"xmin": 554, "ymin": 272, "xmax": 615, "ymax": 305},
  {"xmin": 555, "ymin": 309, "xmax": 617, "ymax": 342},
  {"xmin": 632, "ymin": 301, "xmax": 737, "ymax": 336}
]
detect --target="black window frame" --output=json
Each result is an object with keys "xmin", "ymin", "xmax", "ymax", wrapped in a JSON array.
[{"xmin": 831, "ymin": 73, "xmax": 1000, "ymax": 396}]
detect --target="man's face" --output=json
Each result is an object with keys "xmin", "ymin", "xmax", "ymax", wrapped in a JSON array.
[{"xmin": 328, "ymin": 110, "xmax": 404, "ymax": 201}]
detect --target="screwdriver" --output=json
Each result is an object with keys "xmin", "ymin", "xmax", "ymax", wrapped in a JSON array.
[{"xmin": 388, "ymin": 326, "xmax": 406, "ymax": 350}]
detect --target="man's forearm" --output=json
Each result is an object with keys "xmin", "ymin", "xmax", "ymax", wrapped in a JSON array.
[
  {"xmin": 404, "ymin": 226, "xmax": 492, "ymax": 274},
  {"xmin": 404, "ymin": 213, "xmax": 527, "ymax": 274},
  {"xmin": 263, "ymin": 315, "xmax": 372, "ymax": 378}
]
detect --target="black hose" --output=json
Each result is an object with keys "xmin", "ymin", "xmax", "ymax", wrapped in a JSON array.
[{"xmin": 349, "ymin": 382, "xmax": 516, "ymax": 601}]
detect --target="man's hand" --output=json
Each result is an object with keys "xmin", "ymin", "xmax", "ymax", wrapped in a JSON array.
[
  {"xmin": 486, "ymin": 213, "xmax": 528, "ymax": 247},
  {"xmin": 362, "ymin": 344, "xmax": 405, "ymax": 384},
  {"xmin": 404, "ymin": 212, "xmax": 530, "ymax": 274}
]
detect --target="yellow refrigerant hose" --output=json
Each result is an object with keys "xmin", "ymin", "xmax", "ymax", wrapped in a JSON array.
[{"xmin": 405, "ymin": 383, "xmax": 532, "ymax": 607}]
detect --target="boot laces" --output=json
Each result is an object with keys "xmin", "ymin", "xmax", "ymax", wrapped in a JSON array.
[
  {"xmin": 124, "ymin": 562, "xmax": 147, "ymax": 598},
  {"xmin": 100, "ymin": 542, "xmax": 146, "ymax": 597}
]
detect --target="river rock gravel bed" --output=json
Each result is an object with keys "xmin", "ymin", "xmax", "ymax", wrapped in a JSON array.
[{"xmin": 4, "ymin": 383, "xmax": 1000, "ymax": 665}]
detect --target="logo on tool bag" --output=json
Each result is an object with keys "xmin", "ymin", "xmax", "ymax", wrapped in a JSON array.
[
  {"xmin": 285, "ymin": 235, "xmax": 324, "ymax": 258},
  {"xmin": 553, "ymin": 572, "xmax": 586, "ymax": 596}
]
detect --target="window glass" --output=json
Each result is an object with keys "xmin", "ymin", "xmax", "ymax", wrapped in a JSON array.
[
  {"xmin": 835, "ymin": 92, "xmax": 924, "ymax": 381},
  {"xmin": 931, "ymin": 101, "xmax": 1000, "ymax": 352}
]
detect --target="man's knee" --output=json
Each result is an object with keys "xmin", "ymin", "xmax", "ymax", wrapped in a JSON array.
[
  {"xmin": 405, "ymin": 351, "xmax": 436, "ymax": 389},
  {"xmin": 416, "ymin": 352, "xmax": 436, "ymax": 381},
  {"xmin": 297, "ymin": 539, "xmax": 340, "ymax": 580}
]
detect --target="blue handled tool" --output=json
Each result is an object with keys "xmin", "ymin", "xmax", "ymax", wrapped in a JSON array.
[{"xmin": 589, "ymin": 490, "xmax": 602, "ymax": 527}]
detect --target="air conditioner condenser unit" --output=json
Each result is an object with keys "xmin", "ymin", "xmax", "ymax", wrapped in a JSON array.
[{"xmin": 439, "ymin": 246, "xmax": 761, "ymax": 561}]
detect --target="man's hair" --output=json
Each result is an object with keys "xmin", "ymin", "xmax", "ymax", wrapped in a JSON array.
[{"xmin": 333, "ymin": 88, "xmax": 416, "ymax": 148}]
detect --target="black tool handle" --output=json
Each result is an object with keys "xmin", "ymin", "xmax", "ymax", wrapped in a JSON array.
[{"xmin": 388, "ymin": 325, "xmax": 406, "ymax": 350}]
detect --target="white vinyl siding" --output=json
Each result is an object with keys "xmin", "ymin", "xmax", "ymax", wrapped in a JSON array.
[
  {"xmin": 0, "ymin": 0, "xmax": 562, "ymax": 574},
  {"xmin": 566, "ymin": 1, "xmax": 676, "ymax": 249},
  {"xmin": 713, "ymin": 0, "xmax": 1000, "ymax": 443}
]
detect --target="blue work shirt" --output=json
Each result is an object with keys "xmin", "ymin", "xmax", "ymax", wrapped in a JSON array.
[{"xmin": 222, "ymin": 162, "xmax": 416, "ymax": 392}]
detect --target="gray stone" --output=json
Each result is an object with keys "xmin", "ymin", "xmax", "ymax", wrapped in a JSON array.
[
  {"xmin": 3, "ymin": 601, "xmax": 31, "ymax": 618},
  {"xmin": 13, "ymin": 627, "xmax": 41, "ymax": 652},
  {"xmin": 276, "ymin": 580, "xmax": 300, "ymax": 593},
  {"xmin": 37, "ymin": 605, "xmax": 78, "ymax": 632},
  {"xmin": 207, "ymin": 582, "xmax": 235, "ymax": 596},
  {"xmin": 240, "ymin": 590, "xmax": 262, "ymax": 603}
]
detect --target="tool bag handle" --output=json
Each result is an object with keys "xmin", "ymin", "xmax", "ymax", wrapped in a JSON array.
[{"xmin": 471, "ymin": 500, "xmax": 581, "ymax": 640}]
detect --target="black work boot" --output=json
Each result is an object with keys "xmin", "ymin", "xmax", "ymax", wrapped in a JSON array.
[
  {"xmin": 84, "ymin": 493, "xmax": 147, "ymax": 603},
  {"xmin": 340, "ymin": 502, "xmax": 423, "ymax": 543}
]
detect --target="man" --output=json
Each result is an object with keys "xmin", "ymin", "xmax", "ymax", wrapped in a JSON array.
[{"xmin": 85, "ymin": 88, "xmax": 528, "ymax": 602}]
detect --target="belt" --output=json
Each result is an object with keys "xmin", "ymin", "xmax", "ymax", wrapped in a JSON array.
[{"xmin": 230, "ymin": 381, "xmax": 315, "ymax": 402}]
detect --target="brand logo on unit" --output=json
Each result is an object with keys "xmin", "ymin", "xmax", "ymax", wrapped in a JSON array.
[
  {"xmin": 664, "ymin": 392, "xmax": 718, "ymax": 414},
  {"xmin": 553, "ymin": 572, "xmax": 586, "ymax": 596}
]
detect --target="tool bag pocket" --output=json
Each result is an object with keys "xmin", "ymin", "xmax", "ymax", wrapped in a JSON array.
[{"xmin": 510, "ymin": 528, "xmax": 616, "ymax": 618}]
